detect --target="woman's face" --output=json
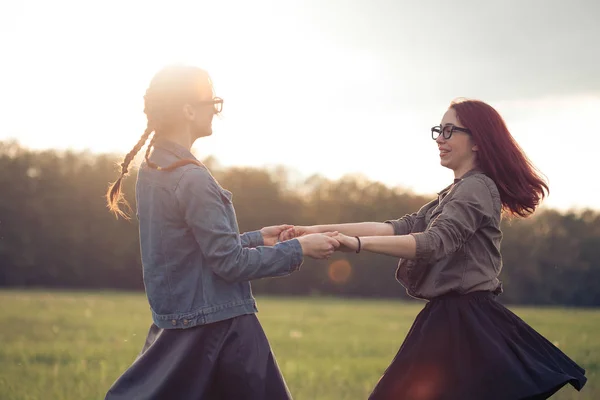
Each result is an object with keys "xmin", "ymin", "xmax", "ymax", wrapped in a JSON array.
[
  {"xmin": 186, "ymin": 82, "xmax": 218, "ymax": 140},
  {"xmin": 436, "ymin": 107, "xmax": 478, "ymax": 175},
  {"xmin": 149, "ymin": 74, "xmax": 218, "ymax": 141}
]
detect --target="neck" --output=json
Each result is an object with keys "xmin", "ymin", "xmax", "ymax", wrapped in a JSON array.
[
  {"xmin": 160, "ymin": 130, "xmax": 194, "ymax": 151},
  {"xmin": 453, "ymin": 162, "xmax": 477, "ymax": 180}
]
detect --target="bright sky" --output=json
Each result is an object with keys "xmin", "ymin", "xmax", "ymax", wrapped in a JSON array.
[{"xmin": 1, "ymin": 0, "xmax": 599, "ymax": 211}]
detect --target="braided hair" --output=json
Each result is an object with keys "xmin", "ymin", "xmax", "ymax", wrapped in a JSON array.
[{"xmin": 106, "ymin": 66, "xmax": 214, "ymax": 219}]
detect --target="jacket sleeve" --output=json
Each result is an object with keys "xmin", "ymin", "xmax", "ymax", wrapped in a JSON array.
[
  {"xmin": 175, "ymin": 167, "xmax": 303, "ymax": 283},
  {"xmin": 384, "ymin": 213, "xmax": 418, "ymax": 235},
  {"xmin": 240, "ymin": 231, "xmax": 264, "ymax": 248},
  {"xmin": 410, "ymin": 177, "xmax": 496, "ymax": 263}
]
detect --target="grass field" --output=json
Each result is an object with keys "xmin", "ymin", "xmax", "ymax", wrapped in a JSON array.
[{"xmin": 0, "ymin": 290, "xmax": 597, "ymax": 400}]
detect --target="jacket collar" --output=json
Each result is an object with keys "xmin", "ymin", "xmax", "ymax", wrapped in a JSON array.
[
  {"xmin": 153, "ymin": 139, "xmax": 198, "ymax": 161},
  {"xmin": 437, "ymin": 168, "xmax": 484, "ymax": 195}
]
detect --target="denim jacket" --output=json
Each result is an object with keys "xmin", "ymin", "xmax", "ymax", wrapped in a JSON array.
[
  {"xmin": 135, "ymin": 140, "xmax": 304, "ymax": 329},
  {"xmin": 385, "ymin": 169, "xmax": 503, "ymax": 300}
]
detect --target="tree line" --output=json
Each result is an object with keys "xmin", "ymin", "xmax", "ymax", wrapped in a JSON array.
[{"xmin": 0, "ymin": 140, "xmax": 598, "ymax": 306}]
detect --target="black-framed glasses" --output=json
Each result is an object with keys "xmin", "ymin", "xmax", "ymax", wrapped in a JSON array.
[
  {"xmin": 194, "ymin": 97, "xmax": 224, "ymax": 114},
  {"xmin": 431, "ymin": 124, "xmax": 471, "ymax": 140}
]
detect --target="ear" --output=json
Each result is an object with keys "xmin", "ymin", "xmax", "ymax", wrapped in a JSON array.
[
  {"xmin": 472, "ymin": 144, "xmax": 479, "ymax": 152},
  {"xmin": 182, "ymin": 104, "xmax": 195, "ymax": 121}
]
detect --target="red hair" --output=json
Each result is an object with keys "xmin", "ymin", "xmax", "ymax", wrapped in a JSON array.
[{"xmin": 451, "ymin": 99, "xmax": 549, "ymax": 217}]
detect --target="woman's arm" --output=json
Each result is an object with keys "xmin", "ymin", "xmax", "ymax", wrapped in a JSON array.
[
  {"xmin": 294, "ymin": 222, "xmax": 395, "ymax": 237},
  {"xmin": 176, "ymin": 169, "xmax": 339, "ymax": 283},
  {"xmin": 240, "ymin": 231, "xmax": 263, "ymax": 248},
  {"xmin": 240, "ymin": 225, "xmax": 293, "ymax": 247},
  {"xmin": 175, "ymin": 168, "xmax": 304, "ymax": 282},
  {"xmin": 288, "ymin": 210, "xmax": 423, "ymax": 239},
  {"xmin": 335, "ymin": 234, "xmax": 417, "ymax": 259},
  {"xmin": 335, "ymin": 177, "xmax": 497, "ymax": 262},
  {"xmin": 409, "ymin": 177, "xmax": 496, "ymax": 263}
]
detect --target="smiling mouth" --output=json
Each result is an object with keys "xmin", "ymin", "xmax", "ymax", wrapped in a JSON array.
[{"xmin": 439, "ymin": 150, "xmax": 450, "ymax": 157}]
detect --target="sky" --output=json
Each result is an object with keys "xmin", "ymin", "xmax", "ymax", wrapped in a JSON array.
[{"xmin": 0, "ymin": 0, "xmax": 599, "ymax": 211}]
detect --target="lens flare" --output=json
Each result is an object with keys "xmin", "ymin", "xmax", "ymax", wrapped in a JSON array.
[{"xmin": 328, "ymin": 259, "xmax": 352, "ymax": 284}]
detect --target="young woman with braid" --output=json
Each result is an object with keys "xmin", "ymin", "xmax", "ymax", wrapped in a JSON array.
[
  {"xmin": 104, "ymin": 65, "xmax": 339, "ymax": 400},
  {"xmin": 282, "ymin": 99, "xmax": 587, "ymax": 399}
]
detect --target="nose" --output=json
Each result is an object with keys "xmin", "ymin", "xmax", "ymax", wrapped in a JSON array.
[{"xmin": 435, "ymin": 134, "xmax": 446, "ymax": 145}]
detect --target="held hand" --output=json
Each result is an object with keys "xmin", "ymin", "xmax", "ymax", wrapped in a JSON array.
[
  {"xmin": 278, "ymin": 225, "xmax": 314, "ymax": 242},
  {"xmin": 334, "ymin": 233, "xmax": 360, "ymax": 253},
  {"xmin": 297, "ymin": 232, "xmax": 340, "ymax": 259},
  {"xmin": 260, "ymin": 224, "xmax": 294, "ymax": 246},
  {"xmin": 278, "ymin": 228, "xmax": 296, "ymax": 242}
]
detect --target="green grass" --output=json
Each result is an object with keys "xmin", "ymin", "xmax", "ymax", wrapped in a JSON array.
[{"xmin": 0, "ymin": 290, "xmax": 597, "ymax": 399}]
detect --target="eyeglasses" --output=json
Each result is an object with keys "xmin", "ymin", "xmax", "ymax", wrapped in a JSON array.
[
  {"xmin": 194, "ymin": 97, "xmax": 224, "ymax": 114},
  {"xmin": 431, "ymin": 124, "xmax": 471, "ymax": 140}
]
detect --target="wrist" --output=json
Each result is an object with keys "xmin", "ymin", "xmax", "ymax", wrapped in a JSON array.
[
  {"xmin": 355, "ymin": 236, "xmax": 361, "ymax": 253},
  {"xmin": 257, "ymin": 230, "xmax": 267, "ymax": 246},
  {"xmin": 296, "ymin": 236, "xmax": 307, "ymax": 252},
  {"xmin": 306, "ymin": 225, "xmax": 321, "ymax": 234}
]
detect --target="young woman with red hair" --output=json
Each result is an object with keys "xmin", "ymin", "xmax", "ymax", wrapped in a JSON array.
[{"xmin": 283, "ymin": 99, "xmax": 587, "ymax": 399}]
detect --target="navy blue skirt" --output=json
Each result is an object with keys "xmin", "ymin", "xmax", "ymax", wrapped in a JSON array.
[
  {"xmin": 105, "ymin": 313, "xmax": 291, "ymax": 400},
  {"xmin": 369, "ymin": 291, "xmax": 587, "ymax": 400}
]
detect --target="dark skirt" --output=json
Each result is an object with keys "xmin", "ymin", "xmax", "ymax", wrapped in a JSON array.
[
  {"xmin": 105, "ymin": 313, "xmax": 292, "ymax": 400},
  {"xmin": 369, "ymin": 291, "xmax": 587, "ymax": 400}
]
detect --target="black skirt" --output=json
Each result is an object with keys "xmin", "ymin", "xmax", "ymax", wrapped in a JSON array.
[
  {"xmin": 105, "ymin": 313, "xmax": 292, "ymax": 400},
  {"xmin": 368, "ymin": 291, "xmax": 587, "ymax": 400}
]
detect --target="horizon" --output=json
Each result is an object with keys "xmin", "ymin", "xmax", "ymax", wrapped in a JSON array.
[{"xmin": 2, "ymin": 136, "xmax": 598, "ymax": 214}]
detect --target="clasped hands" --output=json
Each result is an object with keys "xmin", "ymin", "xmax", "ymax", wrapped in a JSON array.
[{"xmin": 259, "ymin": 225, "xmax": 359, "ymax": 260}]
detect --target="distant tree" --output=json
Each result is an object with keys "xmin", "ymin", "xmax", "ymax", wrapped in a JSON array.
[{"xmin": 0, "ymin": 140, "xmax": 598, "ymax": 306}]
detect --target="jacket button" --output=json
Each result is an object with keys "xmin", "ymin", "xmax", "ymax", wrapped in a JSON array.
[
  {"xmin": 183, "ymin": 319, "xmax": 189, "ymax": 325},
  {"xmin": 171, "ymin": 319, "xmax": 177, "ymax": 326}
]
